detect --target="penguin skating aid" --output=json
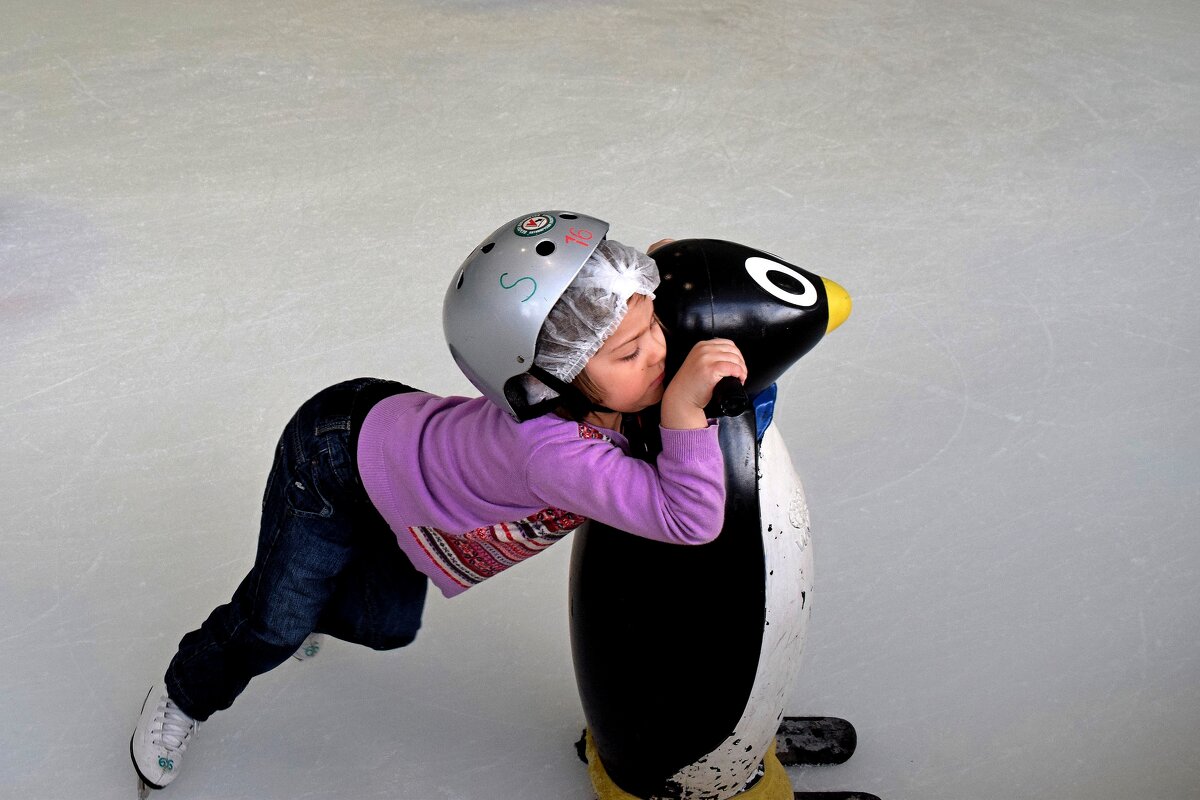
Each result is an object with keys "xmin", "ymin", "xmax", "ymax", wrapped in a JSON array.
[{"xmin": 569, "ymin": 239, "xmax": 874, "ymax": 800}]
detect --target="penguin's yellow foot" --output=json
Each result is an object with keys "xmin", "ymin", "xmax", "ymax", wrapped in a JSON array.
[{"xmin": 583, "ymin": 730, "xmax": 793, "ymax": 800}]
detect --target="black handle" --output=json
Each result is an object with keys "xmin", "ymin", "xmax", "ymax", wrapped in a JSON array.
[{"xmin": 703, "ymin": 375, "xmax": 749, "ymax": 418}]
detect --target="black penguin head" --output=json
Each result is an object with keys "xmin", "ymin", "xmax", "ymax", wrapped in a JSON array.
[{"xmin": 650, "ymin": 239, "xmax": 850, "ymax": 396}]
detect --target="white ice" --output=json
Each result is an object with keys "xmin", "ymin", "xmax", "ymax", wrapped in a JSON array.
[{"xmin": 2, "ymin": 2, "xmax": 1198, "ymax": 799}]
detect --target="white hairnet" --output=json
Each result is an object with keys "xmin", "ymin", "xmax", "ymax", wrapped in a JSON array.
[{"xmin": 531, "ymin": 239, "xmax": 659, "ymax": 396}]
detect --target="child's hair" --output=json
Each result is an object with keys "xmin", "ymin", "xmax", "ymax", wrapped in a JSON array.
[
  {"xmin": 559, "ymin": 368, "xmax": 606, "ymax": 422},
  {"xmin": 524, "ymin": 239, "xmax": 659, "ymax": 416}
]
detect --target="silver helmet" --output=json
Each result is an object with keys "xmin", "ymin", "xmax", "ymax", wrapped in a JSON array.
[{"xmin": 443, "ymin": 211, "xmax": 611, "ymax": 420}]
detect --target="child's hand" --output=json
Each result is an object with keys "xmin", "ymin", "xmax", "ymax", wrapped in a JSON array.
[{"xmin": 661, "ymin": 339, "xmax": 747, "ymax": 430}]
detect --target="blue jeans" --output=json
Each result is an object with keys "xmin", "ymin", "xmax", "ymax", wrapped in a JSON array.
[{"xmin": 165, "ymin": 378, "xmax": 428, "ymax": 722}]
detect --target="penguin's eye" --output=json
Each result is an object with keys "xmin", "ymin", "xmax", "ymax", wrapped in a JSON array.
[{"xmin": 744, "ymin": 257, "xmax": 818, "ymax": 308}]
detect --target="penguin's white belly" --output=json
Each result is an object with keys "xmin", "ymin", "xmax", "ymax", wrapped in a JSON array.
[{"xmin": 667, "ymin": 424, "xmax": 814, "ymax": 798}]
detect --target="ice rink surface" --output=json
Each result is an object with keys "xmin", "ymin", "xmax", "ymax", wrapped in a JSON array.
[{"xmin": 2, "ymin": 1, "xmax": 1198, "ymax": 798}]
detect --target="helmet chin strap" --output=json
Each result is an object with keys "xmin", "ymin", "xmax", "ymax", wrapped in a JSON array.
[{"xmin": 527, "ymin": 366, "xmax": 614, "ymax": 418}]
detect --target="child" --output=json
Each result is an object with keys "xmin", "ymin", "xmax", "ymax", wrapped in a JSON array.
[{"xmin": 130, "ymin": 211, "xmax": 747, "ymax": 790}]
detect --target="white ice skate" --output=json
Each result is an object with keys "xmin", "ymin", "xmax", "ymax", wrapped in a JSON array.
[
  {"xmin": 291, "ymin": 633, "xmax": 325, "ymax": 661},
  {"xmin": 130, "ymin": 682, "xmax": 198, "ymax": 792}
]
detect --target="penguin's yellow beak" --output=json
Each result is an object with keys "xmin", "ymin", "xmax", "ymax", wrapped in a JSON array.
[{"xmin": 822, "ymin": 277, "xmax": 852, "ymax": 334}]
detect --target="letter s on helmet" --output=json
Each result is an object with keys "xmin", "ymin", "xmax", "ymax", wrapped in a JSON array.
[{"xmin": 443, "ymin": 211, "xmax": 610, "ymax": 421}]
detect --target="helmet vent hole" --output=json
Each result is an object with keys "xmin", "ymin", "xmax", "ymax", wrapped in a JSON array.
[
  {"xmin": 455, "ymin": 270, "xmax": 465, "ymax": 290},
  {"xmin": 481, "ymin": 242, "xmax": 495, "ymax": 253},
  {"xmin": 560, "ymin": 213, "xmax": 577, "ymax": 220},
  {"xmin": 536, "ymin": 241, "xmax": 556, "ymax": 257}
]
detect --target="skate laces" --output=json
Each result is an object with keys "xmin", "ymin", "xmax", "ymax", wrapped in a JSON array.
[{"xmin": 155, "ymin": 695, "xmax": 198, "ymax": 752}]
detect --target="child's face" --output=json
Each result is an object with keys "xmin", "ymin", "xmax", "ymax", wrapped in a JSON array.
[{"xmin": 581, "ymin": 293, "xmax": 667, "ymax": 414}]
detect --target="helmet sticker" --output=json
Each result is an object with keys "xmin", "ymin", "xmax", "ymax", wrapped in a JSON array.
[{"xmin": 515, "ymin": 214, "xmax": 556, "ymax": 237}]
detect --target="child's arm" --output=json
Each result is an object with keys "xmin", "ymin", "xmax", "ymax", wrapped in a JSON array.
[
  {"xmin": 526, "ymin": 424, "xmax": 726, "ymax": 546},
  {"xmin": 660, "ymin": 338, "xmax": 748, "ymax": 430}
]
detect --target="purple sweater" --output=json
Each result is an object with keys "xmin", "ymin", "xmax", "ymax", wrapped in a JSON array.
[{"xmin": 356, "ymin": 392, "xmax": 726, "ymax": 597}]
